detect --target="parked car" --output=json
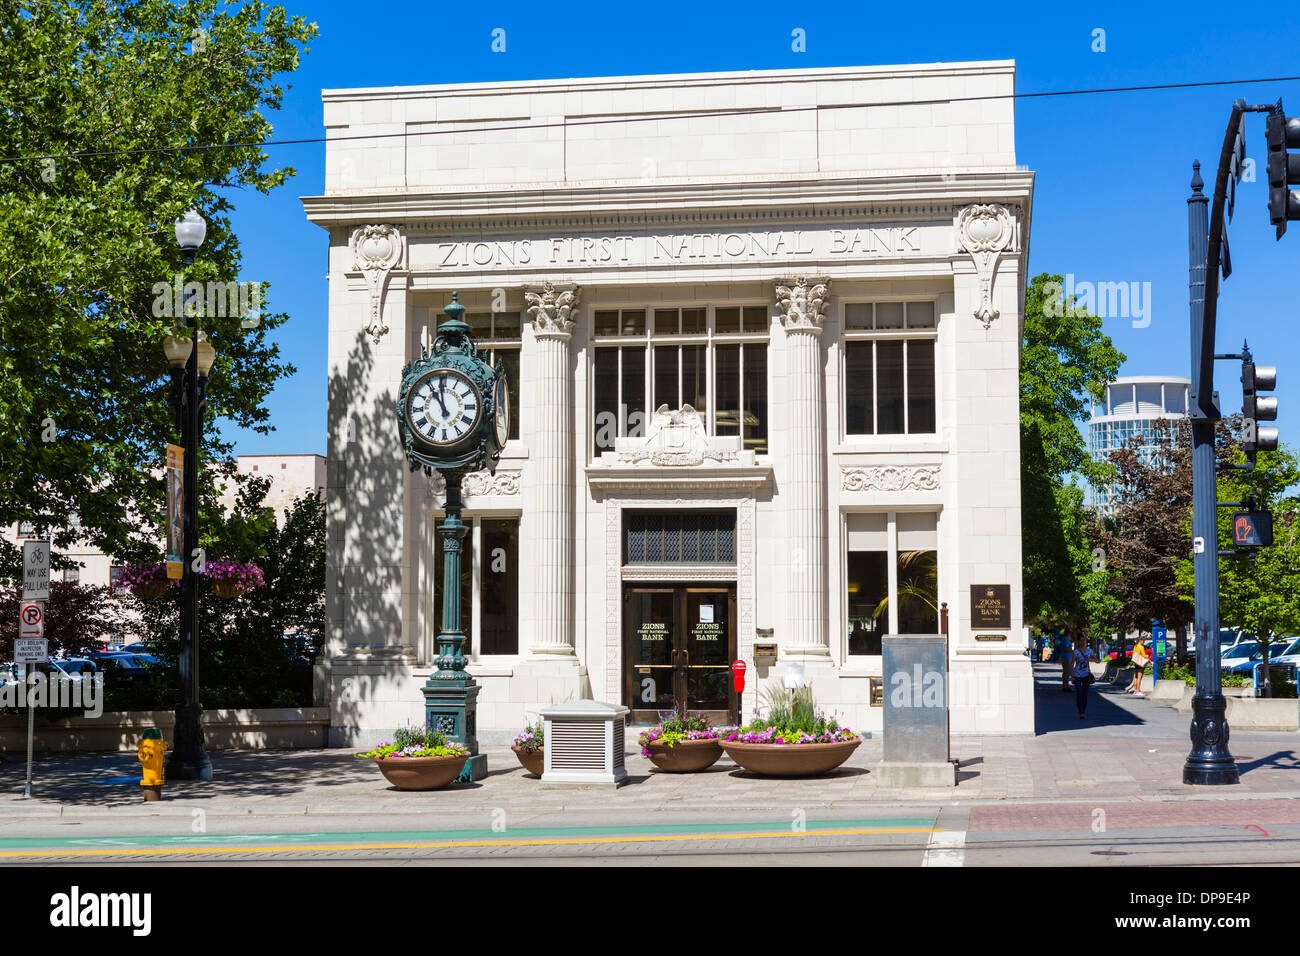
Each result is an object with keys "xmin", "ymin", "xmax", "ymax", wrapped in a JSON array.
[
  {"xmin": 90, "ymin": 652, "xmax": 160, "ymax": 683},
  {"xmin": 1268, "ymin": 635, "xmax": 1300, "ymax": 666},
  {"xmin": 1224, "ymin": 642, "xmax": 1293, "ymax": 676}
]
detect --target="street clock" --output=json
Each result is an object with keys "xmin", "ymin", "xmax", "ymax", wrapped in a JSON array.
[{"xmin": 396, "ymin": 292, "xmax": 509, "ymax": 475}]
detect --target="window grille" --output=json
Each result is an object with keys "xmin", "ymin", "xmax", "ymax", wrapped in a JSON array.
[{"xmin": 624, "ymin": 510, "xmax": 736, "ymax": 565}]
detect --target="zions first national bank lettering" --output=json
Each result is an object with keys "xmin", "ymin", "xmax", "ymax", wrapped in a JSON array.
[{"xmin": 435, "ymin": 227, "xmax": 929, "ymax": 270}]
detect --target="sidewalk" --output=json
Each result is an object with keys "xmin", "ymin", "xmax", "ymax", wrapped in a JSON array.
[{"xmin": 0, "ymin": 664, "xmax": 1295, "ymax": 817}]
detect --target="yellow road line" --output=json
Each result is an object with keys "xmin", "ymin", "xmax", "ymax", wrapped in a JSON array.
[{"xmin": 0, "ymin": 826, "xmax": 938, "ymax": 859}]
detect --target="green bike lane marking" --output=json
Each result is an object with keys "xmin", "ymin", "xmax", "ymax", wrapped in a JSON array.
[{"xmin": 0, "ymin": 817, "xmax": 938, "ymax": 852}]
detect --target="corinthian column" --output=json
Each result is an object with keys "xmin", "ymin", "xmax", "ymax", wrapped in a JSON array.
[
  {"xmin": 524, "ymin": 281, "xmax": 580, "ymax": 658},
  {"xmin": 776, "ymin": 276, "xmax": 831, "ymax": 658}
]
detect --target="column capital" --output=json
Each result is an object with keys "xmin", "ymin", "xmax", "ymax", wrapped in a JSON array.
[
  {"xmin": 775, "ymin": 276, "xmax": 830, "ymax": 333},
  {"xmin": 524, "ymin": 281, "xmax": 580, "ymax": 338}
]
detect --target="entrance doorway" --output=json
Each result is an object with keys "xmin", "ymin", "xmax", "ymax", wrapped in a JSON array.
[{"xmin": 623, "ymin": 585, "xmax": 736, "ymax": 724}]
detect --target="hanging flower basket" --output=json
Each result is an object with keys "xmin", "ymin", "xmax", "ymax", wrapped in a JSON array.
[
  {"xmin": 120, "ymin": 565, "xmax": 175, "ymax": 600},
  {"xmin": 204, "ymin": 561, "xmax": 265, "ymax": 598}
]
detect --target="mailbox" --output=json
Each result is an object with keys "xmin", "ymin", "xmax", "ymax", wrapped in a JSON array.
[{"xmin": 753, "ymin": 643, "xmax": 778, "ymax": 666}]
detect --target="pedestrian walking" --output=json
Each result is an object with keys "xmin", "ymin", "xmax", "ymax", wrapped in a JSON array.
[
  {"xmin": 1129, "ymin": 638, "xmax": 1149, "ymax": 696},
  {"xmin": 1073, "ymin": 640, "xmax": 1095, "ymax": 719}
]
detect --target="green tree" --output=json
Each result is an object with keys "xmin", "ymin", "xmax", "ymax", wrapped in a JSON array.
[
  {"xmin": 0, "ymin": 0, "xmax": 317, "ymax": 573},
  {"xmin": 1020, "ymin": 273, "xmax": 1126, "ymax": 628},
  {"xmin": 130, "ymin": 478, "xmax": 326, "ymax": 708},
  {"xmin": 1174, "ymin": 434, "xmax": 1300, "ymax": 642}
]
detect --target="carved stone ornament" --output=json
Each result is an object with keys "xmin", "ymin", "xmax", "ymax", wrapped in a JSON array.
[
  {"xmin": 617, "ymin": 405, "xmax": 739, "ymax": 466},
  {"xmin": 956, "ymin": 204, "xmax": 1016, "ymax": 329},
  {"xmin": 841, "ymin": 465, "xmax": 941, "ymax": 492},
  {"xmin": 349, "ymin": 224, "xmax": 403, "ymax": 343},
  {"xmin": 524, "ymin": 281, "xmax": 580, "ymax": 335},
  {"xmin": 427, "ymin": 469, "xmax": 521, "ymax": 502},
  {"xmin": 775, "ymin": 276, "xmax": 829, "ymax": 331}
]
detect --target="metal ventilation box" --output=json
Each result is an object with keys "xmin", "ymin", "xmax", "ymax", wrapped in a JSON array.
[{"xmin": 540, "ymin": 700, "xmax": 630, "ymax": 788}]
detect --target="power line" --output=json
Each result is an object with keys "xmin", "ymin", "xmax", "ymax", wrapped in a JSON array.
[{"xmin": 3, "ymin": 71, "xmax": 1300, "ymax": 166}]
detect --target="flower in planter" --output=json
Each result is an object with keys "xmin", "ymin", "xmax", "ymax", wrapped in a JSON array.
[
  {"xmin": 202, "ymin": 560, "xmax": 266, "ymax": 591},
  {"xmin": 637, "ymin": 706, "xmax": 720, "ymax": 757},
  {"xmin": 721, "ymin": 685, "xmax": 860, "ymax": 744},
  {"xmin": 119, "ymin": 564, "xmax": 175, "ymax": 594},
  {"xmin": 355, "ymin": 724, "xmax": 468, "ymax": 759},
  {"xmin": 513, "ymin": 720, "xmax": 544, "ymax": 753}
]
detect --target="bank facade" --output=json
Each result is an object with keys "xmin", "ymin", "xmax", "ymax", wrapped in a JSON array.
[{"xmin": 304, "ymin": 62, "xmax": 1035, "ymax": 745}]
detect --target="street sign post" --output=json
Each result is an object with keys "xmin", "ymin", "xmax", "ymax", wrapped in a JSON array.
[
  {"xmin": 1151, "ymin": 623, "xmax": 1168, "ymax": 682},
  {"xmin": 22, "ymin": 540, "xmax": 50, "ymax": 601},
  {"xmin": 18, "ymin": 602, "xmax": 44, "ymax": 640},
  {"xmin": 14, "ymin": 638, "xmax": 47, "ymax": 663}
]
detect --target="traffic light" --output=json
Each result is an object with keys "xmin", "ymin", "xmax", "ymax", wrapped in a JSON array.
[
  {"xmin": 1241, "ymin": 346, "xmax": 1278, "ymax": 465},
  {"xmin": 1266, "ymin": 102, "xmax": 1300, "ymax": 238},
  {"xmin": 1233, "ymin": 510, "xmax": 1274, "ymax": 547}
]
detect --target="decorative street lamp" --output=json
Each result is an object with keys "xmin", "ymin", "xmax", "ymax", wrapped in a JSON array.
[
  {"xmin": 164, "ymin": 209, "xmax": 214, "ymax": 781},
  {"xmin": 396, "ymin": 292, "xmax": 510, "ymax": 781}
]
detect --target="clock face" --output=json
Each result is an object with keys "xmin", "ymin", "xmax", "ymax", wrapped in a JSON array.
[
  {"xmin": 494, "ymin": 374, "xmax": 510, "ymax": 447},
  {"xmin": 407, "ymin": 369, "xmax": 481, "ymax": 446}
]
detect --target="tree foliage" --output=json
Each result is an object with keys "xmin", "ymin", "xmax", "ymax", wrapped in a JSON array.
[
  {"xmin": 130, "ymin": 478, "xmax": 326, "ymax": 708},
  {"xmin": 0, "ymin": 0, "xmax": 316, "ymax": 569},
  {"xmin": 0, "ymin": 580, "xmax": 123, "ymax": 658},
  {"xmin": 1020, "ymin": 272, "xmax": 1125, "ymax": 628}
]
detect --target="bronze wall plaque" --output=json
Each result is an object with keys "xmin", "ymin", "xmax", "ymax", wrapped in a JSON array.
[
  {"xmin": 971, "ymin": 584, "xmax": 1011, "ymax": 629},
  {"xmin": 974, "ymin": 633, "xmax": 1007, "ymax": 642},
  {"xmin": 869, "ymin": 677, "xmax": 884, "ymax": 706}
]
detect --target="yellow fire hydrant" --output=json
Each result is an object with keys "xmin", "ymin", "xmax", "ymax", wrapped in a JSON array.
[{"xmin": 138, "ymin": 728, "xmax": 165, "ymax": 802}]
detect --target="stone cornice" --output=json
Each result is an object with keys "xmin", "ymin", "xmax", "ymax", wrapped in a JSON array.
[{"xmin": 303, "ymin": 171, "xmax": 1035, "ymax": 230}]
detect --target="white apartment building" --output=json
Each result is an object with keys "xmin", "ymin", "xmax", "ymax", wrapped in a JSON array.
[{"xmin": 305, "ymin": 61, "xmax": 1035, "ymax": 745}]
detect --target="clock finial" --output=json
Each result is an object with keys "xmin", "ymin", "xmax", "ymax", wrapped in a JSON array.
[{"xmin": 437, "ymin": 290, "xmax": 471, "ymax": 342}]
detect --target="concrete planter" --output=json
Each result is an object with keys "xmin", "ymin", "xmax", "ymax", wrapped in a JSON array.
[
  {"xmin": 1089, "ymin": 663, "xmax": 1108, "ymax": 678},
  {"xmin": 1112, "ymin": 667, "xmax": 1135, "ymax": 686},
  {"xmin": 1225, "ymin": 697, "xmax": 1300, "ymax": 731},
  {"xmin": 511, "ymin": 745, "xmax": 544, "ymax": 777},
  {"xmin": 1149, "ymin": 679, "xmax": 1188, "ymax": 703},
  {"xmin": 373, "ymin": 754, "xmax": 466, "ymax": 791},
  {"xmin": 645, "ymin": 737, "xmax": 723, "ymax": 773},
  {"xmin": 721, "ymin": 738, "xmax": 861, "ymax": 777}
]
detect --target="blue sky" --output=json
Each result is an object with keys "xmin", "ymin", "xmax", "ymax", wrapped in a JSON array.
[{"xmin": 222, "ymin": 0, "xmax": 1300, "ymax": 456}]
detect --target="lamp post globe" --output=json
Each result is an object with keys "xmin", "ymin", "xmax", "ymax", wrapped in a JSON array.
[{"xmin": 174, "ymin": 209, "xmax": 206, "ymax": 261}]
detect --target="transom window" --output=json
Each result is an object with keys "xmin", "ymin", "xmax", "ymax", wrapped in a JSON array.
[
  {"xmin": 843, "ymin": 300, "xmax": 937, "ymax": 437},
  {"xmin": 624, "ymin": 509, "xmax": 737, "ymax": 565},
  {"xmin": 593, "ymin": 305, "xmax": 769, "ymax": 455}
]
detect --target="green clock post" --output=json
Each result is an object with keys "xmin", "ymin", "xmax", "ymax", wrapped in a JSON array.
[{"xmin": 396, "ymin": 292, "xmax": 510, "ymax": 781}]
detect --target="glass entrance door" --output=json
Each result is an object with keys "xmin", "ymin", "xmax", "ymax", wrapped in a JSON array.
[{"xmin": 624, "ymin": 585, "xmax": 736, "ymax": 724}]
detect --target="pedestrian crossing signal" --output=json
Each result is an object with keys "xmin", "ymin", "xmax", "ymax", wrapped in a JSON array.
[{"xmin": 1232, "ymin": 511, "xmax": 1273, "ymax": 547}]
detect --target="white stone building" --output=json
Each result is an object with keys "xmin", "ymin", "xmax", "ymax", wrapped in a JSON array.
[{"xmin": 304, "ymin": 61, "xmax": 1035, "ymax": 745}]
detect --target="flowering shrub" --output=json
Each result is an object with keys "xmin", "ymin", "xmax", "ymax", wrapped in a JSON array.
[
  {"xmin": 203, "ymin": 560, "xmax": 265, "ymax": 589},
  {"xmin": 638, "ymin": 708, "xmax": 719, "ymax": 757},
  {"xmin": 355, "ymin": 725, "xmax": 468, "ymax": 759},
  {"xmin": 513, "ymin": 720, "xmax": 544, "ymax": 753}
]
